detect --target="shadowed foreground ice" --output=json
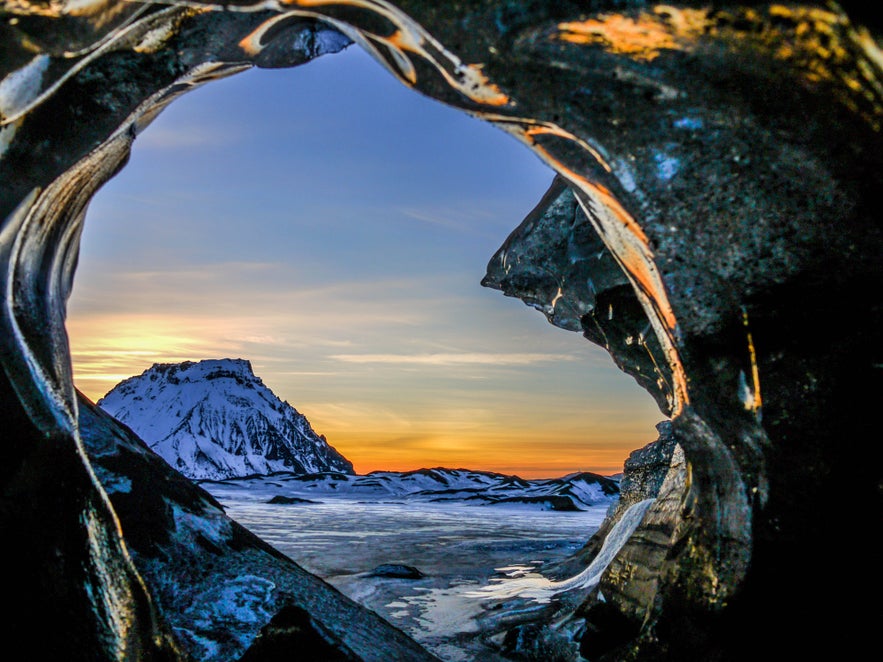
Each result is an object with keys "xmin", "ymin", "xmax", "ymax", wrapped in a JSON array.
[{"xmin": 202, "ymin": 482, "xmax": 618, "ymax": 660}]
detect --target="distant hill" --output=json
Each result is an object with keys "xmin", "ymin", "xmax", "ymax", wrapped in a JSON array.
[
  {"xmin": 98, "ymin": 358, "xmax": 353, "ymax": 480},
  {"xmin": 203, "ymin": 467, "xmax": 620, "ymax": 512}
]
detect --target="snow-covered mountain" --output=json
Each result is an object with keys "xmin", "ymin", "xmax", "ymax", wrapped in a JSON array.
[
  {"xmin": 203, "ymin": 467, "xmax": 620, "ymax": 511},
  {"xmin": 97, "ymin": 358, "xmax": 354, "ymax": 480}
]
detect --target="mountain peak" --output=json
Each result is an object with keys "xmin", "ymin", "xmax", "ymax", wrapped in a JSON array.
[
  {"xmin": 97, "ymin": 359, "xmax": 353, "ymax": 480},
  {"xmin": 143, "ymin": 358, "xmax": 257, "ymax": 383}
]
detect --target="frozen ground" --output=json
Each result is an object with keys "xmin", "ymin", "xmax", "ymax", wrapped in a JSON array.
[{"xmin": 202, "ymin": 483, "xmax": 614, "ymax": 661}]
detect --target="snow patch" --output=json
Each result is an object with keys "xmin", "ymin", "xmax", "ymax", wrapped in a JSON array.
[
  {"xmin": 98, "ymin": 359, "xmax": 352, "ymax": 479},
  {"xmin": 169, "ymin": 501, "xmax": 231, "ymax": 550}
]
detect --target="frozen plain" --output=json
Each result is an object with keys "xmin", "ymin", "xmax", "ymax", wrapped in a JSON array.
[{"xmin": 201, "ymin": 481, "xmax": 618, "ymax": 661}]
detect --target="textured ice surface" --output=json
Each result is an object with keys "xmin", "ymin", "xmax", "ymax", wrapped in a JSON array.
[{"xmin": 202, "ymin": 484, "xmax": 610, "ymax": 659}]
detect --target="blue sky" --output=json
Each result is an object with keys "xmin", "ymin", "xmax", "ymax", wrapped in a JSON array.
[{"xmin": 67, "ymin": 45, "xmax": 662, "ymax": 477}]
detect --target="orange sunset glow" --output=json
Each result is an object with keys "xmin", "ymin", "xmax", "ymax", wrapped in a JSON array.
[{"xmin": 68, "ymin": 47, "xmax": 663, "ymax": 479}]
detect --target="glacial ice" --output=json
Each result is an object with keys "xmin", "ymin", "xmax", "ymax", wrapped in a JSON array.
[{"xmin": 466, "ymin": 498, "xmax": 654, "ymax": 603}]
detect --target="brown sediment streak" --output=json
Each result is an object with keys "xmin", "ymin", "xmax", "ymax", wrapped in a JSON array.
[
  {"xmin": 484, "ymin": 115, "xmax": 669, "ymax": 327},
  {"xmin": 742, "ymin": 308, "xmax": 762, "ymax": 414},
  {"xmin": 480, "ymin": 113, "xmax": 689, "ymax": 414},
  {"xmin": 238, "ymin": 12, "xmax": 298, "ymax": 55},
  {"xmin": 518, "ymin": 122, "xmax": 613, "ymax": 175},
  {"xmin": 556, "ymin": 12, "xmax": 688, "ymax": 62},
  {"xmin": 2, "ymin": 0, "xmax": 69, "ymax": 17},
  {"xmin": 570, "ymin": 182, "xmax": 689, "ymax": 414},
  {"xmin": 62, "ymin": 5, "xmax": 156, "ymax": 58}
]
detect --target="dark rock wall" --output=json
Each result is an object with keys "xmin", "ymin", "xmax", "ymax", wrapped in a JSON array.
[{"xmin": 1, "ymin": 1, "xmax": 881, "ymax": 660}]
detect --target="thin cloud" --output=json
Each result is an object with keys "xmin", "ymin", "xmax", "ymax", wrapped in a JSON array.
[
  {"xmin": 273, "ymin": 370, "xmax": 342, "ymax": 377},
  {"xmin": 137, "ymin": 124, "xmax": 236, "ymax": 150},
  {"xmin": 398, "ymin": 205, "xmax": 509, "ymax": 239},
  {"xmin": 399, "ymin": 207, "xmax": 476, "ymax": 234},
  {"xmin": 329, "ymin": 352, "xmax": 577, "ymax": 366}
]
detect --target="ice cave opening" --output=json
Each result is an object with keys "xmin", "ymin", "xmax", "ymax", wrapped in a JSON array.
[
  {"xmin": 59, "ymin": 40, "xmax": 672, "ymax": 661},
  {"xmin": 5, "ymin": 3, "xmax": 880, "ymax": 660},
  {"xmin": 68, "ymin": 44, "xmax": 663, "ymax": 480}
]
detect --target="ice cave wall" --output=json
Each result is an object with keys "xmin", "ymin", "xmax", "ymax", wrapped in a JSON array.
[{"xmin": 1, "ymin": 1, "xmax": 881, "ymax": 660}]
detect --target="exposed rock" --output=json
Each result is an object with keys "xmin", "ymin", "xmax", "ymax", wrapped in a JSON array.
[
  {"xmin": 369, "ymin": 564, "xmax": 425, "ymax": 580},
  {"xmin": 1, "ymin": 2, "xmax": 881, "ymax": 660},
  {"xmin": 266, "ymin": 495, "xmax": 320, "ymax": 505},
  {"xmin": 489, "ymin": 495, "xmax": 582, "ymax": 511}
]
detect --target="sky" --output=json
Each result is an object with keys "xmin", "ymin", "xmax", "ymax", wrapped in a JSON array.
[{"xmin": 66, "ymin": 45, "xmax": 664, "ymax": 478}]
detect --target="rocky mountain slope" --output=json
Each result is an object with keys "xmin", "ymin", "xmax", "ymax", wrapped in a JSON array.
[{"xmin": 98, "ymin": 359, "xmax": 353, "ymax": 480}]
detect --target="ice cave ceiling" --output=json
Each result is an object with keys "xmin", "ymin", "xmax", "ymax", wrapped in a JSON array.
[{"xmin": 1, "ymin": 1, "xmax": 881, "ymax": 660}]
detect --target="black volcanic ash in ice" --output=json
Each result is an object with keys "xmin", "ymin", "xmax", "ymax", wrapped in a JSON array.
[{"xmin": 98, "ymin": 359, "xmax": 353, "ymax": 480}]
